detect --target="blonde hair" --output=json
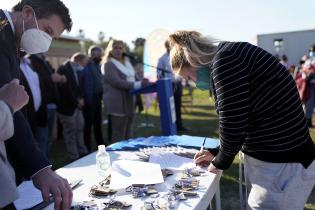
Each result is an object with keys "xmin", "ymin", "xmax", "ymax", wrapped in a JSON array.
[
  {"xmin": 102, "ymin": 39, "xmax": 124, "ymax": 63},
  {"xmin": 169, "ymin": 30, "xmax": 217, "ymax": 73}
]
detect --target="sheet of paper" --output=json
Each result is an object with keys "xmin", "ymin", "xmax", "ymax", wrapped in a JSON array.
[
  {"xmin": 109, "ymin": 160, "xmax": 164, "ymax": 189},
  {"xmin": 14, "ymin": 181, "xmax": 43, "ymax": 210},
  {"xmin": 149, "ymin": 152, "xmax": 196, "ymax": 170}
]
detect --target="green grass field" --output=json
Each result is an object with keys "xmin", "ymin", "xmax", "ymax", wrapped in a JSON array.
[{"xmin": 50, "ymin": 88, "xmax": 315, "ymax": 209}]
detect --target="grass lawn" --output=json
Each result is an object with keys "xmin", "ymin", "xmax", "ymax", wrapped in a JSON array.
[{"xmin": 50, "ymin": 88, "xmax": 315, "ymax": 210}]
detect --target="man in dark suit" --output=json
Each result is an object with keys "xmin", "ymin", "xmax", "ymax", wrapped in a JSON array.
[
  {"xmin": 0, "ymin": 1, "xmax": 73, "ymax": 209},
  {"xmin": 57, "ymin": 53, "xmax": 88, "ymax": 161}
]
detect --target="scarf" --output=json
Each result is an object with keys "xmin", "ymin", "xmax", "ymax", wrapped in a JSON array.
[{"xmin": 109, "ymin": 57, "xmax": 135, "ymax": 82}]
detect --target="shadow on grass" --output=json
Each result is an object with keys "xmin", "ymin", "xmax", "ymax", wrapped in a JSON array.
[{"xmin": 134, "ymin": 113, "xmax": 219, "ymax": 138}]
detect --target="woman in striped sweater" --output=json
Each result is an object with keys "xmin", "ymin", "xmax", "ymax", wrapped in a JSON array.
[{"xmin": 169, "ymin": 30, "xmax": 315, "ymax": 210}]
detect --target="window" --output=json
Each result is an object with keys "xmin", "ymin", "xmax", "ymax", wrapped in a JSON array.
[{"xmin": 274, "ymin": 39, "xmax": 283, "ymax": 53}]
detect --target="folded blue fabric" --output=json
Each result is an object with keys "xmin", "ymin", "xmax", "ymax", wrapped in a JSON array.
[{"xmin": 106, "ymin": 135, "xmax": 219, "ymax": 151}]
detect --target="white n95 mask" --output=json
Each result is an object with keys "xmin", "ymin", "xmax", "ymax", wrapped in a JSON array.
[{"xmin": 20, "ymin": 11, "xmax": 52, "ymax": 54}]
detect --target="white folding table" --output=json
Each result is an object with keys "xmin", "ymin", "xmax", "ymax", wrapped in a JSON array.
[{"xmin": 43, "ymin": 151, "xmax": 222, "ymax": 210}]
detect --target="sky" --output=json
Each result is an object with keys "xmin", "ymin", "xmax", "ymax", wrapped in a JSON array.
[{"xmin": 2, "ymin": 0, "xmax": 315, "ymax": 48}]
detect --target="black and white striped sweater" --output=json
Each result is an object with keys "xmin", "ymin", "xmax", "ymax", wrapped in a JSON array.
[{"xmin": 210, "ymin": 42, "xmax": 314, "ymax": 170}]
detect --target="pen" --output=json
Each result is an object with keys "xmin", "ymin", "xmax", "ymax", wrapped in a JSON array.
[{"xmin": 200, "ymin": 137, "xmax": 206, "ymax": 152}]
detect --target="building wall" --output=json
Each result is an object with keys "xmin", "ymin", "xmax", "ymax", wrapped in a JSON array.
[
  {"xmin": 257, "ymin": 30, "xmax": 315, "ymax": 66},
  {"xmin": 46, "ymin": 37, "xmax": 82, "ymax": 70}
]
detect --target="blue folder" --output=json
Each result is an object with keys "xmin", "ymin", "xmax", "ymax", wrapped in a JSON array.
[{"xmin": 106, "ymin": 135, "xmax": 219, "ymax": 151}]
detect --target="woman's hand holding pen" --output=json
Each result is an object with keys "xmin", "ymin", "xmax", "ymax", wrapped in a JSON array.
[
  {"xmin": 194, "ymin": 151, "xmax": 222, "ymax": 174},
  {"xmin": 194, "ymin": 150, "xmax": 214, "ymax": 168}
]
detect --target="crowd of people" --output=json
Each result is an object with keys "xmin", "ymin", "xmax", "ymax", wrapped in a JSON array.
[
  {"xmin": 0, "ymin": 0, "xmax": 314, "ymax": 210},
  {"xmin": 0, "ymin": 1, "xmax": 189, "ymax": 209},
  {"xmin": 280, "ymin": 45, "xmax": 315, "ymax": 128}
]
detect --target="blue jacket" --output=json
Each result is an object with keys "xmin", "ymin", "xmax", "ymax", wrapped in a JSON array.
[{"xmin": 80, "ymin": 61, "xmax": 103, "ymax": 106}]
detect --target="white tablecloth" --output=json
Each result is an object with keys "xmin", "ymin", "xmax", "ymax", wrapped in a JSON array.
[{"xmin": 44, "ymin": 151, "xmax": 221, "ymax": 210}]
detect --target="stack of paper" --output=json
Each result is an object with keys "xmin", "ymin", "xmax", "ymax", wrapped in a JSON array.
[
  {"xmin": 109, "ymin": 160, "xmax": 164, "ymax": 189},
  {"xmin": 149, "ymin": 152, "xmax": 196, "ymax": 171}
]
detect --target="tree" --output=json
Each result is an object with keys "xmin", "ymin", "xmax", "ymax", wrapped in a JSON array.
[
  {"xmin": 132, "ymin": 38, "xmax": 145, "ymax": 62},
  {"xmin": 83, "ymin": 40, "xmax": 96, "ymax": 54},
  {"xmin": 98, "ymin": 31, "xmax": 105, "ymax": 43}
]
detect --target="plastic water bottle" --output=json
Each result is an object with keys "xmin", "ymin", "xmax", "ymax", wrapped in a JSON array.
[{"xmin": 96, "ymin": 145, "xmax": 111, "ymax": 177}]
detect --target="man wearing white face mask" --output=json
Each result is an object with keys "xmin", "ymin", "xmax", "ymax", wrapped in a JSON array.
[{"xmin": 0, "ymin": 1, "xmax": 73, "ymax": 210}]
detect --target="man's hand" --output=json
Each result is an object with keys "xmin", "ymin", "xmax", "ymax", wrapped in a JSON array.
[
  {"xmin": 51, "ymin": 73, "xmax": 67, "ymax": 83},
  {"xmin": 78, "ymin": 98, "xmax": 84, "ymax": 109},
  {"xmin": 194, "ymin": 150, "xmax": 214, "ymax": 168},
  {"xmin": 0, "ymin": 79, "xmax": 29, "ymax": 112},
  {"xmin": 141, "ymin": 78, "xmax": 150, "ymax": 87},
  {"xmin": 32, "ymin": 168, "xmax": 73, "ymax": 210}
]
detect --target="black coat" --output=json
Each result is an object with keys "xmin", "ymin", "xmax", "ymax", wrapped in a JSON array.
[
  {"xmin": 19, "ymin": 62, "xmax": 47, "ymax": 132},
  {"xmin": 26, "ymin": 54, "xmax": 59, "ymax": 128},
  {"xmin": 19, "ymin": 70, "xmax": 37, "ymax": 134},
  {"xmin": 28, "ymin": 54, "xmax": 59, "ymax": 106},
  {"xmin": 0, "ymin": 10, "xmax": 50, "ymax": 182},
  {"xmin": 57, "ymin": 61, "xmax": 81, "ymax": 116}
]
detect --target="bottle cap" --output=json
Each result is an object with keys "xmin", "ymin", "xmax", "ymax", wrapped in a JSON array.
[{"xmin": 98, "ymin": 145, "xmax": 105, "ymax": 152}]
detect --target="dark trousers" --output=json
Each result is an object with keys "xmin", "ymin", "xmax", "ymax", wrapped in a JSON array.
[
  {"xmin": 83, "ymin": 94, "xmax": 104, "ymax": 151},
  {"xmin": 135, "ymin": 95, "xmax": 144, "ymax": 113},
  {"xmin": 108, "ymin": 115, "xmax": 135, "ymax": 143},
  {"xmin": 174, "ymin": 81, "xmax": 183, "ymax": 129}
]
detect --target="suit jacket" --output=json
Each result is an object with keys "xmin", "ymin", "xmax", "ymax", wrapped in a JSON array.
[
  {"xmin": 0, "ymin": 101, "xmax": 19, "ymax": 208},
  {"xmin": 103, "ymin": 61, "xmax": 135, "ymax": 117},
  {"xmin": 57, "ymin": 61, "xmax": 81, "ymax": 116},
  {"xmin": 20, "ymin": 70, "xmax": 37, "ymax": 134},
  {"xmin": 0, "ymin": 10, "xmax": 50, "ymax": 182},
  {"xmin": 28, "ymin": 54, "xmax": 59, "ymax": 105},
  {"xmin": 20, "ymin": 57, "xmax": 47, "ymax": 128}
]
